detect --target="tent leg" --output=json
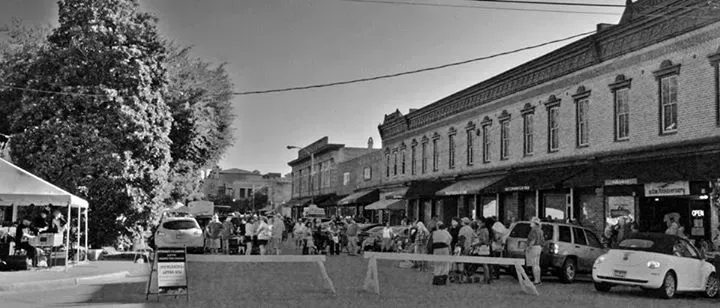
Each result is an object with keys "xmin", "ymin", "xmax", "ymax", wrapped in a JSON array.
[
  {"xmin": 75, "ymin": 209, "xmax": 80, "ymax": 263},
  {"xmin": 84, "ymin": 209, "xmax": 88, "ymax": 262},
  {"xmin": 65, "ymin": 203, "xmax": 71, "ymax": 272}
]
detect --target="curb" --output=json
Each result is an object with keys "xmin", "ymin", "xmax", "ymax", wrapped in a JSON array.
[{"xmin": 0, "ymin": 271, "xmax": 132, "ymax": 293}]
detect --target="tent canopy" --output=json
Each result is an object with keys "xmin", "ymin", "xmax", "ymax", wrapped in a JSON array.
[{"xmin": 0, "ymin": 158, "xmax": 88, "ymax": 208}]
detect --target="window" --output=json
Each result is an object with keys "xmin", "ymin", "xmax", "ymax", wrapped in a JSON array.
[
  {"xmin": 660, "ymin": 75, "xmax": 678, "ymax": 133},
  {"xmin": 541, "ymin": 225, "xmax": 554, "ymax": 242},
  {"xmin": 548, "ymin": 106, "xmax": 560, "ymax": 152},
  {"xmin": 432, "ymin": 139, "xmax": 439, "ymax": 171},
  {"xmin": 585, "ymin": 230, "xmax": 602, "ymax": 248},
  {"xmin": 482, "ymin": 125, "xmax": 491, "ymax": 163},
  {"xmin": 466, "ymin": 130, "xmax": 474, "ymax": 165},
  {"xmin": 421, "ymin": 142, "xmax": 428, "ymax": 174},
  {"xmin": 363, "ymin": 167, "xmax": 372, "ymax": 180},
  {"xmin": 523, "ymin": 113, "xmax": 534, "ymax": 156},
  {"xmin": 448, "ymin": 134, "xmax": 455, "ymax": 169},
  {"xmin": 509, "ymin": 223, "xmax": 531, "ymax": 238},
  {"xmin": 576, "ymin": 98, "xmax": 589, "ymax": 147},
  {"xmin": 572, "ymin": 227, "xmax": 587, "ymax": 246},
  {"xmin": 615, "ymin": 88, "xmax": 630, "ymax": 140},
  {"xmin": 239, "ymin": 188, "xmax": 246, "ymax": 198},
  {"xmin": 343, "ymin": 172, "xmax": 350, "ymax": 185},
  {"xmin": 558, "ymin": 225, "xmax": 572, "ymax": 243},
  {"xmin": 385, "ymin": 154, "xmax": 390, "ymax": 177},
  {"xmin": 500, "ymin": 120, "xmax": 510, "ymax": 160},
  {"xmin": 393, "ymin": 152, "xmax": 398, "ymax": 176},
  {"xmin": 411, "ymin": 145, "xmax": 417, "ymax": 175},
  {"xmin": 401, "ymin": 149, "xmax": 406, "ymax": 174}
]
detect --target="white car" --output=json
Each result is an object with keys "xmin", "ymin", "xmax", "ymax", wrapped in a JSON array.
[
  {"xmin": 153, "ymin": 216, "xmax": 204, "ymax": 253},
  {"xmin": 592, "ymin": 233, "xmax": 718, "ymax": 299}
]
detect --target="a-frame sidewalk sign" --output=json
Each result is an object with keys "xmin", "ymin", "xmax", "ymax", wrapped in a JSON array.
[{"xmin": 146, "ymin": 246, "xmax": 190, "ymax": 302}]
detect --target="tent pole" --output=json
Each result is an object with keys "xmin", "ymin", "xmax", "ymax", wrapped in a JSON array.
[
  {"xmin": 65, "ymin": 203, "xmax": 70, "ymax": 272},
  {"xmin": 84, "ymin": 209, "xmax": 88, "ymax": 262},
  {"xmin": 76, "ymin": 208, "xmax": 80, "ymax": 263}
]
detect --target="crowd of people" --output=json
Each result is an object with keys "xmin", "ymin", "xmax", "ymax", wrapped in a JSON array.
[
  {"xmin": 0, "ymin": 204, "xmax": 70, "ymax": 268},
  {"xmin": 203, "ymin": 213, "xmax": 288, "ymax": 256}
]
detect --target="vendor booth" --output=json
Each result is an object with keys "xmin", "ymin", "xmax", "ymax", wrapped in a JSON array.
[{"xmin": 0, "ymin": 158, "xmax": 89, "ymax": 272}]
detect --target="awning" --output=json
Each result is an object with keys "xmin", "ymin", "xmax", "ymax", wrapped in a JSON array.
[
  {"xmin": 303, "ymin": 204, "xmax": 326, "ymax": 216},
  {"xmin": 286, "ymin": 197, "xmax": 312, "ymax": 208},
  {"xmin": 0, "ymin": 158, "xmax": 89, "ymax": 208},
  {"xmin": 436, "ymin": 176, "xmax": 505, "ymax": 196},
  {"xmin": 482, "ymin": 165, "xmax": 587, "ymax": 194},
  {"xmin": 337, "ymin": 189, "xmax": 379, "ymax": 205},
  {"xmin": 311, "ymin": 194, "xmax": 336, "ymax": 207},
  {"xmin": 317, "ymin": 194, "xmax": 345, "ymax": 207},
  {"xmin": 563, "ymin": 153, "xmax": 720, "ymax": 188},
  {"xmin": 365, "ymin": 199, "xmax": 406, "ymax": 210},
  {"xmin": 405, "ymin": 181, "xmax": 451, "ymax": 199}
]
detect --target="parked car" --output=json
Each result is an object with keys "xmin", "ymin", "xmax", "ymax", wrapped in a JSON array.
[
  {"xmin": 505, "ymin": 220, "xmax": 607, "ymax": 283},
  {"xmin": 153, "ymin": 216, "xmax": 204, "ymax": 254},
  {"xmin": 355, "ymin": 223, "xmax": 383, "ymax": 248},
  {"xmin": 592, "ymin": 233, "xmax": 718, "ymax": 299}
]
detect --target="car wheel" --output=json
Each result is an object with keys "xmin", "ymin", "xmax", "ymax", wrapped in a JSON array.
[
  {"xmin": 594, "ymin": 282, "xmax": 612, "ymax": 292},
  {"xmin": 655, "ymin": 272, "xmax": 676, "ymax": 299},
  {"xmin": 704, "ymin": 272, "xmax": 719, "ymax": 298},
  {"xmin": 558, "ymin": 258, "xmax": 577, "ymax": 283}
]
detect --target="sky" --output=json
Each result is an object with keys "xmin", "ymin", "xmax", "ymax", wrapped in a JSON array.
[{"xmin": 0, "ymin": 0, "xmax": 624, "ymax": 175}]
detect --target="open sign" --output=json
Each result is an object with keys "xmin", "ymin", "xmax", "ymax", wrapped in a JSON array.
[{"xmin": 692, "ymin": 210, "xmax": 705, "ymax": 217}]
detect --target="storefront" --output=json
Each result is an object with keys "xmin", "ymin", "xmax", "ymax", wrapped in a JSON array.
[
  {"xmin": 435, "ymin": 175, "xmax": 504, "ymax": 221},
  {"xmin": 639, "ymin": 181, "xmax": 711, "ymax": 241},
  {"xmin": 336, "ymin": 189, "xmax": 379, "ymax": 220}
]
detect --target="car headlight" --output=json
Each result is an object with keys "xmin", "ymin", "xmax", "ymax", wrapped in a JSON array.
[
  {"xmin": 594, "ymin": 256, "xmax": 605, "ymax": 266},
  {"xmin": 647, "ymin": 261, "xmax": 661, "ymax": 269}
]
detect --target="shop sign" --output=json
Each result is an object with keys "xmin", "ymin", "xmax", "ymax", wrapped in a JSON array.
[
  {"xmin": 607, "ymin": 196, "xmax": 634, "ymax": 218},
  {"xmin": 156, "ymin": 248, "xmax": 188, "ymax": 295},
  {"xmin": 604, "ymin": 178, "xmax": 637, "ymax": 186},
  {"xmin": 644, "ymin": 181, "xmax": 690, "ymax": 197},
  {"xmin": 504, "ymin": 186, "xmax": 530, "ymax": 192}
]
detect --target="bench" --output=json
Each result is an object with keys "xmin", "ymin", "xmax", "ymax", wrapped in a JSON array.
[{"xmin": 362, "ymin": 252, "xmax": 538, "ymax": 296}]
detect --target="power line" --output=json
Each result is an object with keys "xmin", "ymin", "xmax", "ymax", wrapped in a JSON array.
[
  {"xmin": 466, "ymin": 0, "xmax": 626, "ymax": 8},
  {"xmin": 0, "ymin": 30, "xmax": 596, "ymax": 97},
  {"xmin": 340, "ymin": 0, "xmax": 622, "ymax": 15},
  {"xmin": 232, "ymin": 30, "xmax": 595, "ymax": 95}
]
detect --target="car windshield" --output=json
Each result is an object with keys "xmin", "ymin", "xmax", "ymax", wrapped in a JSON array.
[
  {"xmin": 619, "ymin": 239, "xmax": 654, "ymax": 249},
  {"xmin": 163, "ymin": 220, "xmax": 200, "ymax": 230},
  {"xmin": 509, "ymin": 223, "xmax": 531, "ymax": 238}
]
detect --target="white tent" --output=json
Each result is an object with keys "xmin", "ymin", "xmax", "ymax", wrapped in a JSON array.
[{"xmin": 0, "ymin": 157, "xmax": 89, "ymax": 271}]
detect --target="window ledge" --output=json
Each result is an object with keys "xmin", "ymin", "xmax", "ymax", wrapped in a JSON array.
[
  {"xmin": 577, "ymin": 144, "xmax": 589, "ymax": 149},
  {"xmin": 660, "ymin": 130, "xmax": 678, "ymax": 136},
  {"xmin": 614, "ymin": 138, "xmax": 630, "ymax": 143}
]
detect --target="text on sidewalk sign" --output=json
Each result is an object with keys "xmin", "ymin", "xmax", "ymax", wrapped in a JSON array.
[{"xmin": 157, "ymin": 248, "xmax": 187, "ymax": 294}]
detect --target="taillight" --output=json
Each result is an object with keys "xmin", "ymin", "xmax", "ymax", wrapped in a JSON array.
[{"xmin": 548, "ymin": 243, "xmax": 559, "ymax": 254}]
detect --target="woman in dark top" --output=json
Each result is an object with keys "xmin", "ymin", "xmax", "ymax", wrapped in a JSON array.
[
  {"xmin": 449, "ymin": 217, "xmax": 461, "ymax": 254},
  {"xmin": 15, "ymin": 217, "xmax": 38, "ymax": 267}
]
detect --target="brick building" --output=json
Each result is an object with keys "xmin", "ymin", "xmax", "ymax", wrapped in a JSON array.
[
  {"xmin": 333, "ymin": 139, "xmax": 383, "ymax": 220},
  {"xmin": 202, "ymin": 168, "xmax": 291, "ymax": 209},
  {"xmin": 377, "ymin": 0, "xmax": 720, "ymax": 242},
  {"xmin": 287, "ymin": 137, "xmax": 377, "ymax": 219}
]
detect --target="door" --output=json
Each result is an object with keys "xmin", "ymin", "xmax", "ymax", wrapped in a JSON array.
[
  {"xmin": 583, "ymin": 229, "xmax": 605, "ymax": 268},
  {"xmin": 680, "ymin": 239, "xmax": 705, "ymax": 290},
  {"xmin": 571, "ymin": 227, "xmax": 590, "ymax": 271},
  {"xmin": 672, "ymin": 239, "xmax": 704, "ymax": 290}
]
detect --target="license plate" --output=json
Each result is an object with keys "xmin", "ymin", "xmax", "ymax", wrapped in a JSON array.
[
  {"xmin": 176, "ymin": 234, "xmax": 184, "ymax": 239},
  {"xmin": 614, "ymin": 270, "xmax": 627, "ymax": 278}
]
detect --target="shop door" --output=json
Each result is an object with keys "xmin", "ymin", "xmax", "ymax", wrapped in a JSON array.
[{"xmin": 442, "ymin": 197, "xmax": 459, "ymax": 225}]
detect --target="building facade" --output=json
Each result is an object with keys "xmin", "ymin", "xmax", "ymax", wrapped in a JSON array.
[
  {"xmin": 333, "ymin": 141, "xmax": 383, "ymax": 220},
  {"xmin": 202, "ymin": 168, "xmax": 291, "ymax": 209},
  {"xmin": 377, "ymin": 0, "xmax": 720, "ymax": 242},
  {"xmin": 287, "ymin": 137, "xmax": 377, "ymax": 218}
]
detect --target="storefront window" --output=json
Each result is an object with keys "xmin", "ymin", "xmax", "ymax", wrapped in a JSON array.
[
  {"xmin": 543, "ymin": 193, "xmax": 566, "ymax": 220},
  {"xmin": 481, "ymin": 197, "xmax": 497, "ymax": 219}
]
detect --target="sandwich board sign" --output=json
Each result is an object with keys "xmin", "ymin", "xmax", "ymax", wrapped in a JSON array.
[{"xmin": 146, "ymin": 247, "xmax": 189, "ymax": 302}]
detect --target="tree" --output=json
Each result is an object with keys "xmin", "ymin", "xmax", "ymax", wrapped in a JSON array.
[
  {"xmin": 6, "ymin": 0, "xmax": 173, "ymax": 246},
  {"xmin": 162, "ymin": 43, "xmax": 235, "ymax": 204}
]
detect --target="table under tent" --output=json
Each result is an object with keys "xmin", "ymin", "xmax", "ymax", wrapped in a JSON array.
[{"xmin": 0, "ymin": 157, "xmax": 89, "ymax": 272}]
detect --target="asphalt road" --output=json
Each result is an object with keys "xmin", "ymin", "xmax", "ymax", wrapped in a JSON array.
[{"xmin": 2, "ymin": 245, "xmax": 720, "ymax": 308}]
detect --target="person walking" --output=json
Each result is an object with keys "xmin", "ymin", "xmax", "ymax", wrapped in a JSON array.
[
  {"xmin": 328, "ymin": 222, "xmax": 341, "ymax": 255},
  {"xmin": 244, "ymin": 217, "xmax": 256, "ymax": 255},
  {"xmin": 414, "ymin": 221, "xmax": 430, "ymax": 271},
  {"xmin": 271, "ymin": 215, "xmax": 285, "ymax": 255},
  {"xmin": 431, "ymin": 222, "xmax": 452, "ymax": 285},
  {"xmin": 346, "ymin": 218, "xmax": 359, "ymax": 256},
  {"xmin": 257, "ymin": 216, "xmax": 271, "ymax": 256},
  {"xmin": 205, "ymin": 215, "xmax": 224, "ymax": 255},
  {"xmin": 526, "ymin": 217, "xmax": 545, "ymax": 286},
  {"xmin": 381, "ymin": 222, "xmax": 395, "ymax": 252},
  {"xmin": 221, "ymin": 216, "xmax": 235, "ymax": 255}
]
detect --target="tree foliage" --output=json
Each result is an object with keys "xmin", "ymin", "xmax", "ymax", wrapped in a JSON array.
[
  {"xmin": 5, "ymin": 0, "xmax": 173, "ymax": 246},
  {"xmin": 0, "ymin": 1, "xmax": 236, "ymax": 247}
]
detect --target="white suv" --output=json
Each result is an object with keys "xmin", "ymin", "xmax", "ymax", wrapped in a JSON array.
[{"xmin": 153, "ymin": 216, "xmax": 204, "ymax": 253}]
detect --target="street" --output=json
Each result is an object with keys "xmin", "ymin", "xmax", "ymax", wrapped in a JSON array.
[{"xmin": 2, "ymin": 244, "xmax": 720, "ymax": 308}]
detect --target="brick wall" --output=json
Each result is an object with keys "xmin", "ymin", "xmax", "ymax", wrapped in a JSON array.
[
  {"xmin": 335, "ymin": 150, "xmax": 383, "ymax": 196},
  {"xmin": 380, "ymin": 23, "xmax": 720, "ymax": 185}
]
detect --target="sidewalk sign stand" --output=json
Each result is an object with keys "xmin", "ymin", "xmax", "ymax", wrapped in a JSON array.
[{"xmin": 145, "ymin": 246, "xmax": 189, "ymax": 302}]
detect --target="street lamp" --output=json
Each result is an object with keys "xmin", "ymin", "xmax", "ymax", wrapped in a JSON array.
[{"xmin": 287, "ymin": 145, "xmax": 315, "ymax": 206}]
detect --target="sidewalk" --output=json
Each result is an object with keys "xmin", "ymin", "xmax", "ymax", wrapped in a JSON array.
[{"xmin": 0, "ymin": 261, "xmax": 150, "ymax": 293}]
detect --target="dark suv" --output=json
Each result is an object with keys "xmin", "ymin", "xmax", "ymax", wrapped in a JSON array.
[{"xmin": 505, "ymin": 221, "xmax": 607, "ymax": 283}]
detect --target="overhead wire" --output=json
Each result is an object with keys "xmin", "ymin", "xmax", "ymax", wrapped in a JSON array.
[
  {"xmin": 339, "ymin": 0, "xmax": 622, "ymax": 15},
  {"xmin": 465, "ymin": 0, "xmax": 626, "ymax": 8}
]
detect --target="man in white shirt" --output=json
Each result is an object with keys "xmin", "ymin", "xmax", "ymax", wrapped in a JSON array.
[{"xmin": 381, "ymin": 222, "xmax": 395, "ymax": 252}]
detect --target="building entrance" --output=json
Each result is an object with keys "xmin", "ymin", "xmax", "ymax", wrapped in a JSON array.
[{"xmin": 639, "ymin": 196, "xmax": 711, "ymax": 241}]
